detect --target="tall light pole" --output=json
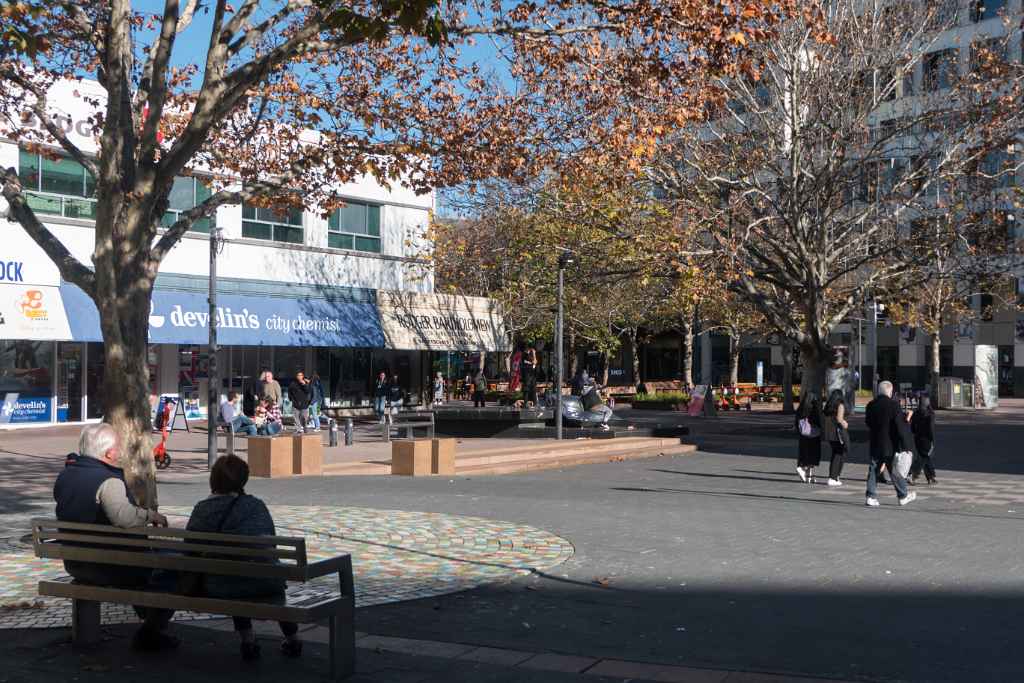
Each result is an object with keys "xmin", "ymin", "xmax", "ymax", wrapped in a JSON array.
[
  {"xmin": 555, "ymin": 251, "xmax": 575, "ymax": 440},
  {"xmin": 207, "ymin": 226, "xmax": 226, "ymax": 468}
]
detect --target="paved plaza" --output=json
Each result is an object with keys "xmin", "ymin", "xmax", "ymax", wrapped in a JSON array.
[{"xmin": 0, "ymin": 403, "xmax": 1021, "ymax": 682}]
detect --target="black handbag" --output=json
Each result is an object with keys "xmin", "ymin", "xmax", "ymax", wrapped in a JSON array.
[{"xmin": 177, "ymin": 495, "xmax": 241, "ymax": 596}]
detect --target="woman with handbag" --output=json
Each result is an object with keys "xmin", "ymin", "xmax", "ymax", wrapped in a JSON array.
[
  {"xmin": 795, "ymin": 392, "xmax": 823, "ymax": 483},
  {"xmin": 186, "ymin": 455, "xmax": 303, "ymax": 662},
  {"xmin": 822, "ymin": 389, "xmax": 849, "ymax": 487}
]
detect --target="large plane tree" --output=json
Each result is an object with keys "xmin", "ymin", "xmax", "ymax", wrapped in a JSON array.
[{"xmin": 0, "ymin": 0, "xmax": 797, "ymax": 507}]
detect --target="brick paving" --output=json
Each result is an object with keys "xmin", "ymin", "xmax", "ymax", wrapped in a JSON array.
[{"xmin": 0, "ymin": 505, "xmax": 573, "ymax": 629}]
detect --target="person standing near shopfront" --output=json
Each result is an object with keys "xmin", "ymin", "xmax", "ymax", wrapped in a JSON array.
[
  {"xmin": 473, "ymin": 370, "xmax": 488, "ymax": 408},
  {"xmin": 308, "ymin": 373, "xmax": 325, "ymax": 432},
  {"xmin": 260, "ymin": 370, "xmax": 282, "ymax": 407},
  {"xmin": 388, "ymin": 374, "xmax": 404, "ymax": 416},
  {"xmin": 288, "ymin": 371, "xmax": 312, "ymax": 434},
  {"xmin": 522, "ymin": 346, "xmax": 538, "ymax": 406},
  {"xmin": 373, "ymin": 371, "xmax": 388, "ymax": 423}
]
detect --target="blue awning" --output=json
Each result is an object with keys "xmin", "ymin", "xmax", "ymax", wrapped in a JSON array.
[{"xmin": 59, "ymin": 283, "xmax": 385, "ymax": 347}]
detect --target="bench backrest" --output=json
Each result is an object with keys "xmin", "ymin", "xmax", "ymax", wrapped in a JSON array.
[{"xmin": 32, "ymin": 519, "xmax": 350, "ymax": 585}]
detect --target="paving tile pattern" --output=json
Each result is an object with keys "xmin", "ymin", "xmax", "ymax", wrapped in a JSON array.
[{"xmin": 0, "ymin": 505, "xmax": 574, "ymax": 630}]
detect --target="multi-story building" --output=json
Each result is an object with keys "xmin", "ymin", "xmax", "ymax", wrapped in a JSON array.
[
  {"xmin": 0, "ymin": 78, "xmax": 505, "ymax": 426},
  {"xmin": 630, "ymin": 0, "xmax": 1024, "ymax": 398}
]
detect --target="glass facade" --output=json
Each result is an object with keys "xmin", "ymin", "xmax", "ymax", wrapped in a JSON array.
[
  {"xmin": 242, "ymin": 203, "xmax": 304, "ymax": 244},
  {"xmin": 328, "ymin": 201, "xmax": 382, "ymax": 253},
  {"xmin": 0, "ymin": 341, "xmax": 54, "ymax": 423},
  {"xmin": 18, "ymin": 149, "xmax": 97, "ymax": 220},
  {"xmin": 162, "ymin": 176, "xmax": 214, "ymax": 233}
]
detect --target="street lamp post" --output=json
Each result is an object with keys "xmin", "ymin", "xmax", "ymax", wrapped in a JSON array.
[
  {"xmin": 555, "ymin": 251, "xmax": 574, "ymax": 440},
  {"xmin": 207, "ymin": 226, "xmax": 225, "ymax": 468}
]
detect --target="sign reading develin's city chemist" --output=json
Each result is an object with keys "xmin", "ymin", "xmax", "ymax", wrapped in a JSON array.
[{"xmin": 377, "ymin": 291, "xmax": 509, "ymax": 352}]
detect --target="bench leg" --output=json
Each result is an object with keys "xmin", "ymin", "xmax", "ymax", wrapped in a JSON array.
[
  {"xmin": 329, "ymin": 614, "xmax": 355, "ymax": 680},
  {"xmin": 71, "ymin": 599, "xmax": 101, "ymax": 647}
]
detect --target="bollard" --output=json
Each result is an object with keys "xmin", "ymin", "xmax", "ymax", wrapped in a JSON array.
[
  {"xmin": 225, "ymin": 429, "xmax": 235, "ymax": 456},
  {"xmin": 344, "ymin": 418, "xmax": 354, "ymax": 446},
  {"xmin": 328, "ymin": 419, "xmax": 339, "ymax": 447}
]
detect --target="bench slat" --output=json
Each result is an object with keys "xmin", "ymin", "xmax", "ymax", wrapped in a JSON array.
[
  {"xmin": 39, "ymin": 579, "xmax": 350, "ymax": 623},
  {"xmin": 36, "ymin": 544, "xmax": 308, "ymax": 580},
  {"xmin": 37, "ymin": 532, "xmax": 302, "ymax": 561},
  {"xmin": 32, "ymin": 518, "xmax": 306, "ymax": 550}
]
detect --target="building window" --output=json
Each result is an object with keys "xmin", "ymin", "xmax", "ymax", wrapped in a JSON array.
[
  {"xmin": 970, "ymin": 0, "xmax": 1006, "ymax": 23},
  {"xmin": 241, "ymin": 203, "xmax": 304, "ymax": 244},
  {"xmin": 18, "ymin": 149, "xmax": 96, "ymax": 220},
  {"xmin": 162, "ymin": 176, "xmax": 213, "ymax": 233},
  {"xmin": 970, "ymin": 38, "xmax": 1006, "ymax": 78},
  {"xmin": 924, "ymin": 49, "xmax": 959, "ymax": 92},
  {"xmin": 980, "ymin": 146, "xmax": 1015, "ymax": 189},
  {"xmin": 328, "ymin": 201, "xmax": 382, "ymax": 253}
]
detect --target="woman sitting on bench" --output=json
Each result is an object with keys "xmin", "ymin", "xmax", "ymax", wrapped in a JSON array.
[{"xmin": 186, "ymin": 455, "xmax": 302, "ymax": 661}]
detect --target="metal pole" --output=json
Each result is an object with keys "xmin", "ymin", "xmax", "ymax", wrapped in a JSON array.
[
  {"xmin": 870, "ymin": 301, "xmax": 879, "ymax": 394},
  {"xmin": 207, "ymin": 228, "xmax": 221, "ymax": 469},
  {"xmin": 556, "ymin": 266, "xmax": 564, "ymax": 440},
  {"xmin": 857, "ymin": 318, "xmax": 863, "ymax": 391}
]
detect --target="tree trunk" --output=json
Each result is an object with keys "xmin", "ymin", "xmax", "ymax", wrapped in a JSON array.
[
  {"xmin": 630, "ymin": 330, "xmax": 642, "ymax": 389},
  {"xmin": 567, "ymin": 327, "xmax": 578, "ymax": 379},
  {"xmin": 601, "ymin": 349, "xmax": 611, "ymax": 386},
  {"xmin": 97, "ymin": 283, "xmax": 158, "ymax": 509},
  {"xmin": 680, "ymin": 316, "xmax": 694, "ymax": 387},
  {"xmin": 798, "ymin": 338, "xmax": 830, "ymax": 400},
  {"xmin": 728, "ymin": 332, "xmax": 741, "ymax": 387},
  {"xmin": 929, "ymin": 332, "xmax": 941, "ymax": 403},
  {"xmin": 782, "ymin": 337, "xmax": 795, "ymax": 413}
]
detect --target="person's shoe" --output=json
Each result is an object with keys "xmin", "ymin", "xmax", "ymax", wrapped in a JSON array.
[
  {"xmin": 827, "ymin": 478, "xmax": 843, "ymax": 487},
  {"xmin": 132, "ymin": 628, "xmax": 180, "ymax": 652},
  {"xmin": 599, "ymin": 423, "xmax": 611, "ymax": 431},
  {"xmin": 899, "ymin": 491, "xmax": 917, "ymax": 506},
  {"xmin": 280, "ymin": 638, "xmax": 303, "ymax": 658},
  {"xmin": 796, "ymin": 466, "xmax": 807, "ymax": 483},
  {"xmin": 865, "ymin": 497, "xmax": 880, "ymax": 507},
  {"xmin": 808, "ymin": 470, "xmax": 816, "ymax": 484},
  {"xmin": 241, "ymin": 641, "xmax": 262, "ymax": 661},
  {"xmin": 927, "ymin": 476, "xmax": 937, "ymax": 485}
]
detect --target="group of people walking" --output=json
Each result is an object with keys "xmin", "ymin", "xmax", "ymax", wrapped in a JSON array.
[
  {"xmin": 219, "ymin": 369, "xmax": 326, "ymax": 436},
  {"xmin": 795, "ymin": 380, "xmax": 937, "ymax": 507}
]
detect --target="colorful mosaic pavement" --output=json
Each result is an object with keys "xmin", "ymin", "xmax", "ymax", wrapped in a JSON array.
[{"xmin": 0, "ymin": 506, "xmax": 574, "ymax": 629}]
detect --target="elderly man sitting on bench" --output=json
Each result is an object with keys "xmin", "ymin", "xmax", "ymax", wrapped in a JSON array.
[{"xmin": 53, "ymin": 423, "xmax": 178, "ymax": 651}]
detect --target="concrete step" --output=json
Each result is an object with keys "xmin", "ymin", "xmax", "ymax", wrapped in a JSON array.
[
  {"xmin": 319, "ymin": 437, "xmax": 693, "ymax": 477},
  {"xmin": 455, "ymin": 443, "xmax": 697, "ymax": 477},
  {"xmin": 453, "ymin": 437, "xmax": 682, "ymax": 468}
]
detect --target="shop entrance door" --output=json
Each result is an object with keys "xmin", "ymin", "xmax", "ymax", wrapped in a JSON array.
[{"xmin": 57, "ymin": 343, "xmax": 83, "ymax": 422}]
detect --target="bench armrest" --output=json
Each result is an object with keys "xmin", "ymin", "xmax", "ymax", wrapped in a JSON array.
[{"xmin": 306, "ymin": 555, "xmax": 354, "ymax": 597}]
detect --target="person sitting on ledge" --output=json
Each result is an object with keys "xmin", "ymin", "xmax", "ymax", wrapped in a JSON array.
[
  {"xmin": 53, "ymin": 423, "xmax": 177, "ymax": 652},
  {"xmin": 220, "ymin": 391, "xmax": 257, "ymax": 436}
]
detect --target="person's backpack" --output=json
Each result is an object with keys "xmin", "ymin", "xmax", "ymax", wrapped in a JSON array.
[{"xmin": 798, "ymin": 417, "xmax": 820, "ymax": 438}]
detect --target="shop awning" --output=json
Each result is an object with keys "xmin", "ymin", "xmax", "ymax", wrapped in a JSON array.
[{"xmin": 59, "ymin": 283, "xmax": 385, "ymax": 347}]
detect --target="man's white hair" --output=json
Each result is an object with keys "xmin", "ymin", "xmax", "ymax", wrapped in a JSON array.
[
  {"xmin": 79, "ymin": 423, "xmax": 118, "ymax": 459},
  {"xmin": 877, "ymin": 381, "xmax": 894, "ymax": 397}
]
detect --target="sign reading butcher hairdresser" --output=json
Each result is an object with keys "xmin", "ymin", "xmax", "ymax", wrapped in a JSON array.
[{"xmin": 378, "ymin": 290, "xmax": 509, "ymax": 352}]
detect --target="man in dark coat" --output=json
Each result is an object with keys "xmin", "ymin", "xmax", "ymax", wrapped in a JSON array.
[
  {"xmin": 54, "ymin": 424, "xmax": 176, "ymax": 650},
  {"xmin": 287, "ymin": 370, "xmax": 312, "ymax": 433},
  {"xmin": 864, "ymin": 380, "xmax": 915, "ymax": 507}
]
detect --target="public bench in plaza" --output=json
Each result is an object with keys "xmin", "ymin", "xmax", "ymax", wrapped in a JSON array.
[
  {"xmin": 31, "ymin": 519, "xmax": 356, "ymax": 680},
  {"xmin": 382, "ymin": 411, "xmax": 435, "ymax": 441}
]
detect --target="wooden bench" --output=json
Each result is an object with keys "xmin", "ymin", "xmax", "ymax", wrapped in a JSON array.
[
  {"xmin": 382, "ymin": 412, "xmax": 435, "ymax": 442},
  {"xmin": 31, "ymin": 519, "xmax": 355, "ymax": 680}
]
